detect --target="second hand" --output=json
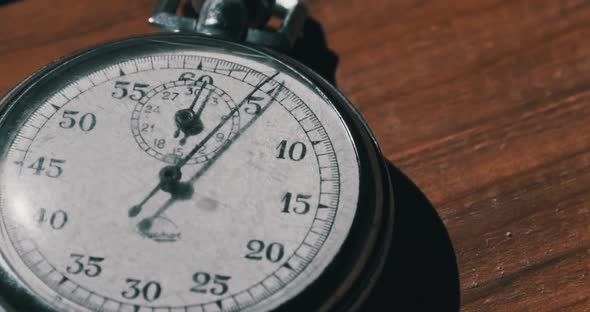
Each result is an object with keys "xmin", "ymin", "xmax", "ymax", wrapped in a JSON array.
[
  {"xmin": 139, "ymin": 80, "xmax": 285, "ymax": 227},
  {"xmin": 176, "ymin": 71, "xmax": 280, "ymax": 168},
  {"xmin": 128, "ymin": 72, "xmax": 280, "ymax": 219}
]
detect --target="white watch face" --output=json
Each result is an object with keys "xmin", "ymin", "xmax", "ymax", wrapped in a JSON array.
[{"xmin": 0, "ymin": 40, "xmax": 360, "ymax": 312}]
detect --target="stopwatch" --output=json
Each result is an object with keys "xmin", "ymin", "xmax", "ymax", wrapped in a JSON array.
[{"xmin": 0, "ymin": 1, "xmax": 395, "ymax": 311}]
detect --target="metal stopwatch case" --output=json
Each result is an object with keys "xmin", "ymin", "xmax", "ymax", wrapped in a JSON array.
[{"xmin": 0, "ymin": 1, "xmax": 395, "ymax": 311}]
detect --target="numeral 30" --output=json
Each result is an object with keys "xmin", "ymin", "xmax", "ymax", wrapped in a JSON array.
[{"xmin": 121, "ymin": 279, "xmax": 162, "ymax": 302}]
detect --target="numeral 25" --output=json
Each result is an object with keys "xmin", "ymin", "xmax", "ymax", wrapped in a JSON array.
[{"xmin": 191, "ymin": 272, "xmax": 231, "ymax": 296}]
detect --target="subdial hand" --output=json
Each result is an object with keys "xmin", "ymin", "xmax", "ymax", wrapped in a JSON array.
[
  {"xmin": 176, "ymin": 72, "xmax": 280, "ymax": 168},
  {"xmin": 173, "ymin": 83, "xmax": 213, "ymax": 145},
  {"xmin": 135, "ymin": 73, "xmax": 283, "ymax": 233}
]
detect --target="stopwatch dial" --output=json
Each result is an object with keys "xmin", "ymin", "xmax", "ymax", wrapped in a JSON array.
[
  {"xmin": 0, "ymin": 42, "xmax": 361, "ymax": 312},
  {"xmin": 131, "ymin": 79, "xmax": 239, "ymax": 165}
]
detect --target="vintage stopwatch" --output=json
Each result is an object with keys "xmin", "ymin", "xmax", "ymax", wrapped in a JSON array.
[{"xmin": 0, "ymin": 0, "xmax": 395, "ymax": 311}]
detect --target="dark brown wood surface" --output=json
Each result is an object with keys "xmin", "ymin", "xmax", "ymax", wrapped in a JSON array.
[{"xmin": 1, "ymin": 0, "xmax": 589, "ymax": 311}]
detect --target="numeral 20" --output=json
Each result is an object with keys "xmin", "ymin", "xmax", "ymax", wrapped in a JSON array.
[{"xmin": 245, "ymin": 240, "xmax": 285, "ymax": 263}]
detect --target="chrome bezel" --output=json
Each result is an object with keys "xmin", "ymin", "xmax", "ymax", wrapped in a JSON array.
[{"xmin": 0, "ymin": 33, "xmax": 394, "ymax": 312}]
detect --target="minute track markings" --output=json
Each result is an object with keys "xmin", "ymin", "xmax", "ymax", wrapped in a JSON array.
[{"xmin": 9, "ymin": 55, "xmax": 287, "ymax": 171}]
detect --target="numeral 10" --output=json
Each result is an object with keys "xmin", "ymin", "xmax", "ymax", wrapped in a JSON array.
[
  {"xmin": 277, "ymin": 140, "xmax": 307, "ymax": 161},
  {"xmin": 37, "ymin": 208, "xmax": 68, "ymax": 230}
]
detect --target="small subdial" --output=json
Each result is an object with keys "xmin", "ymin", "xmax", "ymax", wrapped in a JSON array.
[{"xmin": 131, "ymin": 79, "xmax": 239, "ymax": 164}]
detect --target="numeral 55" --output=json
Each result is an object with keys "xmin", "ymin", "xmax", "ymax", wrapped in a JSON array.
[{"xmin": 112, "ymin": 81, "xmax": 150, "ymax": 100}]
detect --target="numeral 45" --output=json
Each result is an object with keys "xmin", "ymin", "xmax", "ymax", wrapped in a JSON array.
[{"xmin": 28, "ymin": 157, "xmax": 65, "ymax": 178}]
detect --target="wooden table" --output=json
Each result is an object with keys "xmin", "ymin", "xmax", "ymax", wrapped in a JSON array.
[{"xmin": 1, "ymin": 0, "xmax": 589, "ymax": 311}]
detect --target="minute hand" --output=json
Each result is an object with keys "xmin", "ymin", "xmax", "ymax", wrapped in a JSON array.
[{"xmin": 176, "ymin": 72, "xmax": 280, "ymax": 168}]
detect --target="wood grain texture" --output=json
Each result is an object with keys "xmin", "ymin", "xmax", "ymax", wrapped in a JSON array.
[{"xmin": 0, "ymin": 0, "xmax": 588, "ymax": 311}]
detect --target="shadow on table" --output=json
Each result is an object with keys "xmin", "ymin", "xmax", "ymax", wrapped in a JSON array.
[
  {"xmin": 0, "ymin": 0, "xmax": 20, "ymax": 7},
  {"xmin": 361, "ymin": 163, "xmax": 461, "ymax": 311}
]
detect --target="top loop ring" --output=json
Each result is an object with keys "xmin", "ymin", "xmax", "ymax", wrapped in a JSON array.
[{"xmin": 149, "ymin": 0, "xmax": 307, "ymax": 52}]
